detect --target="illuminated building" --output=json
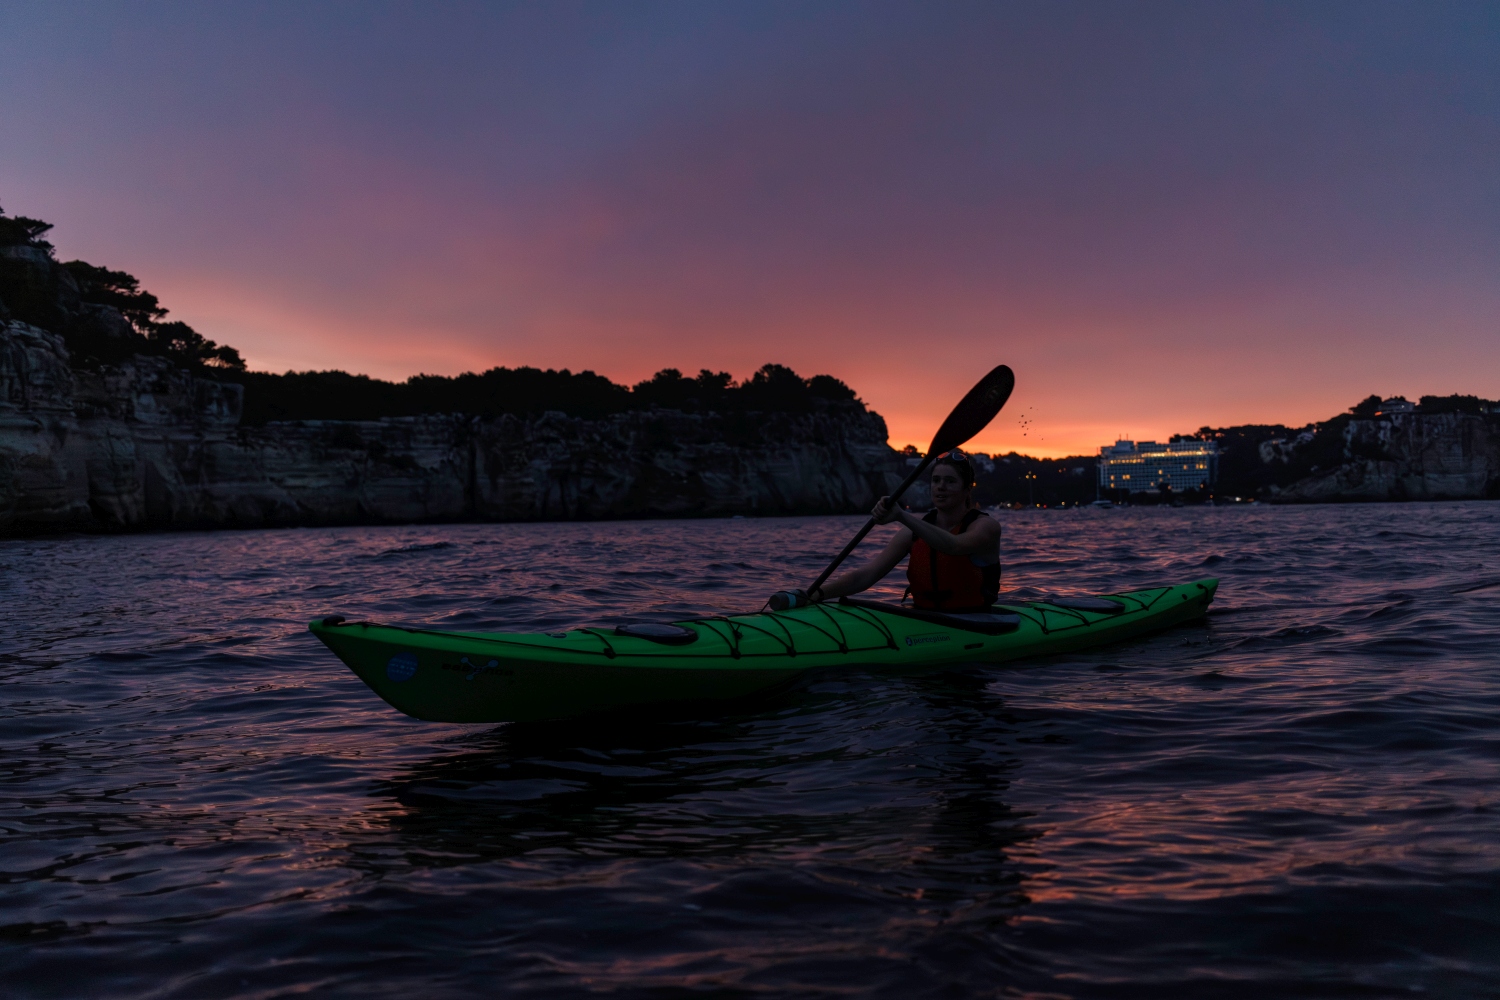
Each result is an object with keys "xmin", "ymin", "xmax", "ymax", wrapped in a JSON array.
[
  {"xmin": 1373, "ymin": 397, "xmax": 1414, "ymax": 417},
  {"xmin": 1097, "ymin": 439, "xmax": 1218, "ymax": 494}
]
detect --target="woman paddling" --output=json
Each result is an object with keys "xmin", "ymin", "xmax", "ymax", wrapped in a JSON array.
[{"xmin": 806, "ymin": 450, "xmax": 1001, "ymax": 612}]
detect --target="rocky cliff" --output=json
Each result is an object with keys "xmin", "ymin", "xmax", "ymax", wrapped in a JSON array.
[
  {"xmin": 0, "ymin": 321, "xmax": 908, "ymax": 535},
  {"xmin": 1271, "ymin": 411, "xmax": 1500, "ymax": 502}
]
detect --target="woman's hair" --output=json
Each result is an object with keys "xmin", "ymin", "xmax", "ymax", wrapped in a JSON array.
[{"xmin": 932, "ymin": 452, "xmax": 976, "ymax": 487}]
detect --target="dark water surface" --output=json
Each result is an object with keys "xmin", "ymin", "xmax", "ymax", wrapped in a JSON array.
[{"xmin": 2, "ymin": 504, "xmax": 1498, "ymax": 998}]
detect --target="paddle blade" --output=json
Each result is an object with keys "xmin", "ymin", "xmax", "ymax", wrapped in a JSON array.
[{"xmin": 927, "ymin": 364, "xmax": 1015, "ymax": 455}]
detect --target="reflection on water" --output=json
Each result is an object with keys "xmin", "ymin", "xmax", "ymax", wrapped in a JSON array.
[{"xmin": 2, "ymin": 504, "xmax": 1499, "ymax": 997}]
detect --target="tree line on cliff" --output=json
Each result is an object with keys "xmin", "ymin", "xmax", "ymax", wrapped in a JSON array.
[
  {"xmin": 0, "ymin": 208, "xmax": 246, "ymax": 371},
  {"xmin": 234, "ymin": 364, "xmax": 860, "ymax": 424},
  {"xmin": 0, "ymin": 204, "xmax": 860, "ymax": 423}
]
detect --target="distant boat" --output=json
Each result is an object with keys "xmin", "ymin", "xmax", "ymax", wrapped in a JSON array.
[{"xmin": 1090, "ymin": 499, "xmax": 1114, "ymax": 508}]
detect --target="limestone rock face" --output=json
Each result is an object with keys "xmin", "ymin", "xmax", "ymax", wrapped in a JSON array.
[
  {"xmin": 0, "ymin": 321, "xmax": 908, "ymax": 534},
  {"xmin": 1273, "ymin": 412, "xmax": 1500, "ymax": 502},
  {"xmin": 468, "ymin": 409, "xmax": 905, "ymax": 520},
  {"xmin": 0, "ymin": 321, "xmax": 91, "ymax": 528}
]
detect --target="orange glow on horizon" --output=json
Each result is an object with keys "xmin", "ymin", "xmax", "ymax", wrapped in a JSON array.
[{"xmin": 137, "ymin": 245, "xmax": 1500, "ymax": 464}]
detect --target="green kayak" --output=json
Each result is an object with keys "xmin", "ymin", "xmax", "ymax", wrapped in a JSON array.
[{"xmin": 309, "ymin": 578, "xmax": 1217, "ymax": 723}]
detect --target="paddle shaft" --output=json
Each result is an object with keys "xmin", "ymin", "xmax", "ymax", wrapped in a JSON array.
[{"xmin": 807, "ymin": 453, "xmax": 935, "ymax": 596}]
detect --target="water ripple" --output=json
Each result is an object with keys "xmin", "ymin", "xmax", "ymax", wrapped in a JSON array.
[{"xmin": 1, "ymin": 503, "xmax": 1498, "ymax": 997}]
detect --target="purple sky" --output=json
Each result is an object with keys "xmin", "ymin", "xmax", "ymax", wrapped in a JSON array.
[{"xmin": 2, "ymin": 1, "xmax": 1496, "ymax": 455}]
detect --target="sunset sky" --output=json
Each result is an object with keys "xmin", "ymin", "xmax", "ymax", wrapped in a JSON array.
[{"xmin": 2, "ymin": 2, "xmax": 1496, "ymax": 457}]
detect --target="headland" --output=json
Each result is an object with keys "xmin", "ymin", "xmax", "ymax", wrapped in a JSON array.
[{"xmin": 2, "ymin": 204, "xmax": 1495, "ymax": 535}]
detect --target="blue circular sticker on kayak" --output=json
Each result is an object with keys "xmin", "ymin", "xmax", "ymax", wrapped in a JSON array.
[{"xmin": 386, "ymin": 652, "xmax": 419, "ymax": 682}]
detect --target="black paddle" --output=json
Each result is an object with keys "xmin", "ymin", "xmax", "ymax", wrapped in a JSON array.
[{"xmin": 770, "ymin": 364, "xmax": 1015, "ymax": 611}]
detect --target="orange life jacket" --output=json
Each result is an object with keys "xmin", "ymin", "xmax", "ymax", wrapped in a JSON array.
[{"xmin": 907, "ymin": 508, "xmax": 1001, "ymax": 612}]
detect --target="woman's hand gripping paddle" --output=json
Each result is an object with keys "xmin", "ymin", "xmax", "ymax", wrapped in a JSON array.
[{"xmin": 770, "ymin": 364, "xmax": 1015, "ymax": 611}]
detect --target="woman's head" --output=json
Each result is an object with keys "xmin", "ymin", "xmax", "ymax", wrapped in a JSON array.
[
  {"xmin": 932, "ymin": 450, "xmax": 976, "ymax": 488},
  {"xmin": 930, "ymin": 450, "xmax": 976, "ymax": 509}
]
